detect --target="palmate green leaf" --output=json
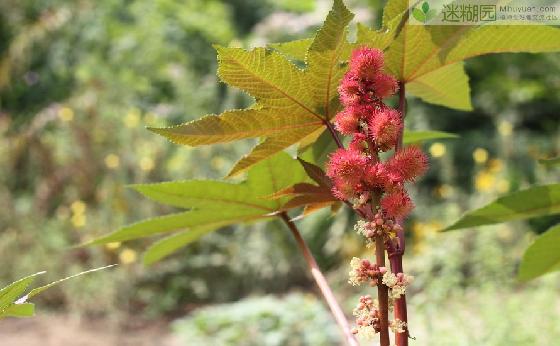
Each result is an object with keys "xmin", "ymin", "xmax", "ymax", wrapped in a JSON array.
[
  {"xmin": 518, "ymin": 224, "xmax": 560, "ymax": 282},
  {"xmin": 444, "ymin": 184, "xmax": 560, "ymax": 231},
  {"xmin": 90, "ymin": 152, "xmax": 310, "ymax": 262},
  {"xmin": 306, "ymin": 0, "xmax": 354, "ymax": 118},
  {"xmin": 150, "ymin": 1, "xmax": 357, "ymax": 176},
  {"xmin": 269, "ymin": 38, "xmax": 313, "ymax": 61},
  {"xmin": 403, "ymin": 130, "xmax": 458, "ymax": 144},
  {"xmin": 227, "ymin": 126, "xmax": 321, "ymax": 177},
  {"xmin": 381, "ymin": 0, "xmax": 409, "ymax": 27},
  {"xmin": 371, "ymin": 3, "xmax": 560, "ymax": 110},
  {"xmin": 149, "ymin": 109, "xmax": 322, "ymax": 147}
]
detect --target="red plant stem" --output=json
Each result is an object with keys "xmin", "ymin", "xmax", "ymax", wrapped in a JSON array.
[
  {"xmin": 279, "ymin": 213, "xmax": 359, "ymax": 346},
  {"xmin": 324, "ymin": 120, "xmax": 344, "ymax": 149},
  {"xmin": 375, "ymin": 236, "xmax": 391, "ymax": 346},
  {"xmin": 390, "ymin": 253, "xmax": 409, "ymax": 344},
  {"xmin": 392, "ymin": 81, "xmax": 409, "ymax": 346}
]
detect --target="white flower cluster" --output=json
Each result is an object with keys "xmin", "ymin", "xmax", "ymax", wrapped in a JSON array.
[
  {"xmin": 353, "ymin": 220, "xmax": 375, "ymax": 248},
  {"xmin": 389, "ymin": 319, "xmax": 407, "ymax": 333},
  {"xmin": 348, "ymin": 257, "xmax": 362, "ymax": 286},
  {"xmin": 382, "ymin": 271, "xmax": 414, "ymax": 299}
]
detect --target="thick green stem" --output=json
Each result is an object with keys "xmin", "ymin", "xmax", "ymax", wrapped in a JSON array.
[{"xmin": 279, "ymin": 213, "xmax": 359, "ymax": 346}]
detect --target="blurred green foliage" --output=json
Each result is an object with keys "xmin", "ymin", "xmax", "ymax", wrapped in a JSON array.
[
  {"xmin": 0, "ymin": 0, "xmax": 559, "ymax": 344},
  {"xmin": 173, "ymin": 292, "xmax": 341, "ymax": 346}
]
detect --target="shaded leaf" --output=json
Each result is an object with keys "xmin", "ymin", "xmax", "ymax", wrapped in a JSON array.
[
  {"xmin": 143, "ymin": 226, "xmax": 220, "ymax": 265},
  {"xmin": 26, "ymin": 265, "xmax": 117, "ymax": 299},
  {"xmin": 445, "ymin": 184, "xmax": 560, "ymax": 231},
  {"xmin": 88, "ymin": 207, "xmax": 269, "ymax": 245},
  {"xmin": 539, "ymin": 157, "xmax": 560, "ymax": 167},
  {"xmin": 267, "ymin": 183, "xmax": 330, "ymax": 200},
  {"xmin": 518, "ymin": 223, "xmax": 560, "ymax": 282},
  {"xmin": 297, "ymin": 158, "xmax": 331, "ymax": 187},
  {"xmin": 282, "ymin": 193, "xmax": 337, "ymax": 210}
]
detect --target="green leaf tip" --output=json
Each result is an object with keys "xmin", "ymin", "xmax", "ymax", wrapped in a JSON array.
[
  {"xmin": 443, "ymin": 184, "xmax": 560, "ymax": 232},
  {"xmin": 518, "ymin": 223, "xmax": 560, "ymax": 282}
]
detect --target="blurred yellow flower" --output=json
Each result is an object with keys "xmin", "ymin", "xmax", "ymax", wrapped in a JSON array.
[
  {"xmin": 71, "ymin": 200, "xmax": 86, "ymax": 215},
  {"xmin": 488, "ymin": 159, "xmax": 503, "ymax": 173},
  {"xmin": 475, "ymin": 171, "xmax": 495, "ymax": 192},
  {"xmin": 139, "ymin": 157, "xmax": 155, "ymax": 171},
  {"xmin": 429, "ymin": 142, "xmax": 446, "ymax": 158},
  {"xmin": 435, "ymin": 184, "xmax": 453, "ymax": 198},
  {"xmin": 71, "ymin": 213, "xmax": 86, "ymax": 228},
  {"xmin": 124, "ymin": 108, "xmax": 141, "ymax": 128},
  {"xmin": 472, "ymin": 147, "xmax": 488, "ymax": 164},
  {"xmin": 119, "ymin": 248, "xmax": 137, "ymax": 264},
  {"xmin": 104, "ymin": 154, "xmax": 120, "ymax": 169},
  {"xmin": 58, "ymin": 107, "xmax": 74, "ymax": 122},
  {"xmin": 498, "ymin": 120, "xmax": 513, "ymax": 137},
  {"xmin": 105, "ymin": 242, "xmax": 121, "ymax": 250}
]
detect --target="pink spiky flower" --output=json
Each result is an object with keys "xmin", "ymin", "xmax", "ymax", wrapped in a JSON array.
[
  {"xmin": 349, "ymin": 47, "xmax": 385, "ymax": 80},
  {"xmin": 326, "ymin": 148, "xmax": 368, "ymax": 187},
  {"xmin": 363, "ymin": 162, "xmax": 391, "ymax": 189},
  {"xmin": 372, "ymin": 73, "xmax": 399, "ymax": 99},
  {"xmin": 369, "ymin": 107, "xmax": 403, "ymax": 151},
  {"xmin": 386, "ymin": 146, "xmax": 429, "ymax": 183},
  {"xmin": 348, "ymin": 133, "xmax": 369, "ymax": 153},
  {"xmin": 338, "ymin": 74, "xmax": 362, "ymax": 106},
  {"xmin": 334, "ymin": 108, "xmax": 360, "ymax": 135},
  {"xmin": 380, "ymin": 189, "xmax": 414, "ymax": 219}
]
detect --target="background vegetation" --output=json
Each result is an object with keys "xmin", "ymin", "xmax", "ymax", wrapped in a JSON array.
[{"xmin": 1, "ymin": 0, "xmax": 559, "ymax": 345}]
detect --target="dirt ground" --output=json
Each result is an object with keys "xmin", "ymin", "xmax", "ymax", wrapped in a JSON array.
[{"xmin": 0, "ymin": 314, "xmax": 182, "ymax": 346}]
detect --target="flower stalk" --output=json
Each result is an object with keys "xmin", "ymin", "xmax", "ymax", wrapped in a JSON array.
[{"xmin": 325, "ymin": 48, "xmax": 427, "ymax": 345}]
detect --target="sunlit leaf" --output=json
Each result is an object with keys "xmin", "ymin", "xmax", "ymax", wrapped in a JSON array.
[
  {"xmin": 518, "ymin": 224, "xmax": 560, "ymax": 282},
  {"xmin": 444, "ymin": 184, "xmax": 560, "ymax": 231},
  {"xmin": 403, "ymin": 130, "xmax": 458, "ymax": 144},
  {"xmin": 306, "ymin": 0, "xmax": 354, "ymax": 118},
  {"xmin": 0, "ymin": 272, "xmax": 44, "ymax": 313},
  {"xmin": 406, "ymin": 62, "xmax": 472, "ymax": 110},
  {"xmin": 149, "ymin": 109, "xmax": 322, "ymax": 146},
  {"xmin": 269, "ymin": 39, "xmax": 312, "ymax": 61},
  {"xmin": 0, "ymin": 303, "xmax": 35, "ymax": 318}
]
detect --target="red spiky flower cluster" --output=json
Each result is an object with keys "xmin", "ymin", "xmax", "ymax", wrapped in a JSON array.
[{"xmin": 327, "ymin": 47, "xmax": 428, "ymax": 221}]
